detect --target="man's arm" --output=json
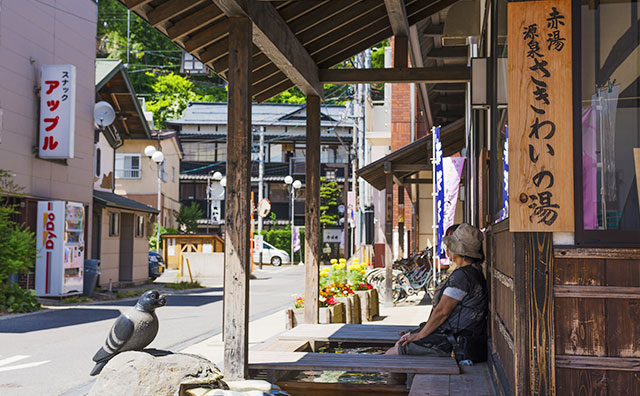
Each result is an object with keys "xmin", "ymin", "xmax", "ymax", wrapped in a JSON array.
[{"xmin": 400, "ymin": 295, "xmax": 459, "ymax": 346}]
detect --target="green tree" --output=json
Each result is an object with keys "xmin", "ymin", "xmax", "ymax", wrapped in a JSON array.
[
  {"xmin": 320, "ymin": 177, "xmax": 342, "ymax": 228},
  {"xmin": 0, "ymin": 170, "xmax": 39, "ymax": 313},
  {"xmin": 176, "ymin": 202, "xmax": 203, "ymax": 233},
  {"xmin": 145, "ymin": 72, "xmax": 198, "ymax": 128}
]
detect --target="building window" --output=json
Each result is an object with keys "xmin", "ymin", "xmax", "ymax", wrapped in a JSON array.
[
  {"xmin": 335, "ymin": 145, "xmax": 349, "ymax": 163},
  {"xmin": 269, "ymin": 144, "xmax": 283, "ymax": 162},
  {"xmin": 115, "ymin": 154, "xmax": 141, "ymax": 179},
  {"xmin": 95, "ymin": 148, "xmax": 101, "ymax": 177},
  {"xmin": 321, "ymin": 145, "xmax": 336, "ymax": 163},
  {"xmin": 135, "ymin": 215, "xmax": 145, "ymax": 237},
  {"xmin": 109, "ymin": 212, "xmax": 120, "ymax": 236},
  {"xmin": 269, "ymin": 184, "xmax": 289, "ymax": 202},
  {"xmin": 577, "ymin": 0, "xmax": 640, "ymax": 243},
  {"xmin": 216, "ymin": 143, "xmax": 227, "ymax": 162},
  {"xmin": 183, "ymin": 142, "xmax": 216, "ymax": 161}
]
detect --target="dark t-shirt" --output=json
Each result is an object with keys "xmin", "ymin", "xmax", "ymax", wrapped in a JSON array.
[{"xmin": 435, "ymin": 264, "xmax": 488, "ymax": 335}]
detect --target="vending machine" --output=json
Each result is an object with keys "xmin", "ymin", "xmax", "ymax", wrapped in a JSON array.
[{"xmin": 35, "ymin": 201, "xmax": 85, "ymax": 297}]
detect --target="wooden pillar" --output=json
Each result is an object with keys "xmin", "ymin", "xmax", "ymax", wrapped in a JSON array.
[
  {"xmin": 393, "ymin": 35, "xmax": 409, "ymax": 68},
  {"xmin": 398, "ymin": 184, "xmax": 404, "ymax": 258},
  {"xmin": 223, "ymin": 16, "xmax": 252, "ymax": 381},
  {"xmin": 384, "ymin": 163, "xmax": 394, "ymax": 307},
  {"xmin": 304, "ymin": 95, "xmax": 321, "ymax": 324}
]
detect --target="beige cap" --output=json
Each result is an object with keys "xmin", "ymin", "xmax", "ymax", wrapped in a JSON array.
[{"xmin": 442, "ymin": 223, "xmax": 484, "ymax": 259}]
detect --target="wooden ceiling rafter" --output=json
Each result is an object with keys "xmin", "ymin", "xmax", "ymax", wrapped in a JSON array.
[
  {"xmin": 166, "ymin": 3, "xmax": 223, "ymax": 42},
  {"xmin": 147, "ymin": 0, "xmax": 204, "ymax": 27},
  {"xmin": 120, "ymin": 0, "xmax": 464, "ymax": 102}
]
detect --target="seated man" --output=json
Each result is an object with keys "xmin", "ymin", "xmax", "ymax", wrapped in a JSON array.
[{"xmin": 386, "ymin": 223, "xmax": 488, "ymax": 363}]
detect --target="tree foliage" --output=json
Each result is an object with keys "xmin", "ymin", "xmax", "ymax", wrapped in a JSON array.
[
  {"xmin": 320, "ymin": 177, "xmax": 342, "ymax": 228},
  {"xmin": 0, "ymin": 170, "xmax": 39, "ymax": 313},
  {"xmin": 176, "ymin": 202, "xmax": 203, "ymax": 233}
]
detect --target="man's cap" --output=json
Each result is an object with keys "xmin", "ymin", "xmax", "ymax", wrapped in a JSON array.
[{"xmin": 442, "ymin": 223, "xmax": 484, "ymax": 259}]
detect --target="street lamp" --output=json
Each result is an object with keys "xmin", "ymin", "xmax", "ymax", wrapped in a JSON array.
[
  {"xmin": 145, "ymin": 145, "xmax": 164, "ymax": 253},
  {"xmin": 285, "ymin": 176, "xmax": 302, "ymax": 264},
  {"xmin": 207, "ymin": 171, "xmax": 223, "ymax": 234}
]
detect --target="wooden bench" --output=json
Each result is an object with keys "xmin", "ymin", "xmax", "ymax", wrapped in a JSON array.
[
  {"xmin": 408, "ymin": 365, "xmax": 493, "ymax": 396},
  {"xmin": 249, "ymin": 350, "xmax": 459, "ymax": 382},
  {"xmin": 278, "ymin": 323, "xmax": 413, "ymax": 344}
]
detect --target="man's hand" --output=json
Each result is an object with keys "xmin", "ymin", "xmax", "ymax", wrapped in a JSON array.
[{"xmin": 398, "ymin": 332, "xmax": 420, "ymax": 346}]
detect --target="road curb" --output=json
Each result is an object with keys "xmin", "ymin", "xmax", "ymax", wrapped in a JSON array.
[{"xmin": 0, "ymin": 286, "xmax": 220, "ymax": 321}]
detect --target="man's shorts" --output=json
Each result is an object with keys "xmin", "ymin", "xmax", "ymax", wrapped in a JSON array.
[{"xmin": 397, "ymin": 333, "xmax": 452, "ymax": 357}]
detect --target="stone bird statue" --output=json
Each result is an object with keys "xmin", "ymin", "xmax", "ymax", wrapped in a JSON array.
[{"xmin": 90, "ymin": 290, "xmax": 166, "ymax": 376}]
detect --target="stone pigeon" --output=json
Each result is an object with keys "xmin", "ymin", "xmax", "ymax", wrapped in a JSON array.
[{"xmin": 90, "ymin": 290, "xmax": 166, "ymax": 376}]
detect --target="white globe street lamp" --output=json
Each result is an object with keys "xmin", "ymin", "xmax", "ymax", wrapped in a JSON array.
[
  {"xmin": 145, "ymin": 146, "xmax": 164, "ymax": 253},
  {"xmin": 285, "ymin": 176, "xmax": 302, "ymax": 264},
  {"xmin": 212, "ymin": 171, "xmax": 223, "ymax": 181}
]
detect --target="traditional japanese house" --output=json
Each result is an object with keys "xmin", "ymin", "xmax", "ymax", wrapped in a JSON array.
[{"xmin": 121, "ymin": 0, "xmax": 640, "ymax": 393}]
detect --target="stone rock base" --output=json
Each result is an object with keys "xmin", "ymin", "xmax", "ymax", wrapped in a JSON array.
[{"xmin": 88, "ymin": 350, "xmax": 226, "ymax": 396}]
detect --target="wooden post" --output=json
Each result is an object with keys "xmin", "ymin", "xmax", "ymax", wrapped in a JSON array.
[
  {"xmin": 223, "ymin": 16, "xmax": 252, "ymax": 381},
  {"xmin": 393, "ymin": 35, "xmax": 409, "ymax": 68},
  {"xmin": 304, "ymin": 94, "xmax": 321, "ymax": 324},
  {"xmin": 398, "ymin": 184, "xmax": 404, "ymax": 259},
  {"xmin": 384, "ymin": 164, "xmax": 394, "ymax": 307}
]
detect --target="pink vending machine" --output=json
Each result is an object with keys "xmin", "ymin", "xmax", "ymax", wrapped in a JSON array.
[{"xmin": 35, "ymin": 201, "xmax": 85, "ymax": 297}]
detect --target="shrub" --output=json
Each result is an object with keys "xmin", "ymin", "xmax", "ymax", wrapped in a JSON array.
[
  {"xmin": 0, "ymin": 283, "xmax": 40, "ymax": 313},
  {"xmin": 164, "ymin": 280, "xmax": 203, "ymax": 290}
]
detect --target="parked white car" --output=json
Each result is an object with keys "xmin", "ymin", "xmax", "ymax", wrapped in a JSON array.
[{"xmin": 253, "ymin": 241, "xmax": 290, "ymax": 266}]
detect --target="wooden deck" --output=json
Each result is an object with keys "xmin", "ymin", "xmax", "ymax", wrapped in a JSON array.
[
  {"xmin": 278, "ymin": 323, "xmax": 412, "ymax": 344},
  {"xmin": 249, "ymin": 351, "xmax": 459, "ymax": 375}
]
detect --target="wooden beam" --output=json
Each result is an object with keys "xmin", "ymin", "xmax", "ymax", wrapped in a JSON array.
[
  {"xmin": 304, "ymin": 95, "xmax": 321, "ymax": 325},
  {"xmin": 425, "ymin": 46, "xmax": 468, "ymax": 59},
  {"xmin": 184, "ymin": 20, "xmax": 230, "ymax": 53},
  {"xmin": 393, "ymin": 35, "xmax": 408, "ymax": 68},
  {"xmin": 147, "ymin": 0, "xmax": 204, "ymax": 27},
  {"xmin": 392, "ymin": 164, "xmax": 430, "ymax": 172},
  {"xmin": 403, "ymin": 178, "xmax": 433, "ymax": 184},
  {"xmin": 167, "ymin": 4, "xmax": 223, "ymax": 41},
  {"xmin": 124, "ymin": 0, "xmax": 153, "ymax": 10},
  {"xmin": 398, "ymin": 185, "xmax": 405, "ymax": 259},
  {"xmin": 384, "ymin": 0, "xmax": 410, "ymax": 36},
  {"xmin": 318, "ymin": 67, "xmax": 470, "ymax": 84},
  {"xmin": 223, "ymin": 16, "xmax": 252, "ymax": 381},
  {"xmin": 212, "ymin": 0, "xmax": 323, "ymax": 99}
]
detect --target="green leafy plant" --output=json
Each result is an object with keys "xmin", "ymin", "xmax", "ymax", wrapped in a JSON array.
[
  {"xmin": 0, "ymin": 283, "xmax": 40, "ymax": 313},
  {"xmin": 176, "ymin": 202, "xmax": 203, "ymax": 233},
  {"xmin": 258, "ymin": 227, "xmax": 305, "ymax": 260},
  {"xmin": 320, "ymin": 177, "xmax": 341, "ymax": 228},
  {"xmin": 148, "ymin": 222, "xmax": 166, "ymax": 250}
]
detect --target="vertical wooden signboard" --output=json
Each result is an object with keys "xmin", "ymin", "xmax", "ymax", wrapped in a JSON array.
[{"xmin": 508, "ymin": 0, "xmax": 574, "ymax": 232}]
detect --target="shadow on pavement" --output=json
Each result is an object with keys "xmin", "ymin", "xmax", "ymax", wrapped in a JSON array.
[
  {"xmin": 101, "ymin": 294, "xmax": 223, "ymax": 307},
  {"xmin": 0, "ymin": 308, "xmax": 121, "ymax": 333}
]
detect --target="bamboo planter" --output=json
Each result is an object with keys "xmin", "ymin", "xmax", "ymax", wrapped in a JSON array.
[{"xmin": 286, "ymin": 303, "xmax": 346, "ymax": 329}]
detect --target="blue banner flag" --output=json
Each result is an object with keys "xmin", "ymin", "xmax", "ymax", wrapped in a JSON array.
[
  {"xmin": 435, "ymin": 126, "xmax": 446, "ymax": 259},
  {"xmin": 500, "ymin": 126, "xmax": 509, "ymax": 220}
]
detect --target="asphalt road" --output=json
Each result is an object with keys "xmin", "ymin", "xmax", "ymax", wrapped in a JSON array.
[{"xmin": 0, "ymin": 265, "xmax": 304, "ymax": 396}]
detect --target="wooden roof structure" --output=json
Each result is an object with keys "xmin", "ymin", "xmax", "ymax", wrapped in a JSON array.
[
  {"xmin": 357, "ymin": 118, "xmax": 465, "ymax": 190},
  {"xmin": 96, "ymin": 59, "xmax": 152, "ymax": 140},
  {"xmin": 119, "ymin": 0, "xmax": 467, "ymax": 107}
]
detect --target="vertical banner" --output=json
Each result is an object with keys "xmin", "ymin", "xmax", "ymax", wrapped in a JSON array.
[
  {"xmin": 508, "ymin": 0, "xmax": 574, "ymax": 231},
  {"xmin": 500, "ymin": 127, "xmax": 509, "ymax": 220},
  {"xmin": 293, "ymin": 226, "xmax": 301, "ymax": 253},
  {"xmin": 39, "ymin": 65, "xmax": 76, "ymax": 159},
  {"xmin": 434, "ymin": 126, "xmax": 445, "ymax": 259},
  {"xmin": 441, "ymin": 156, "xmax": 465, "ymax": 265}
]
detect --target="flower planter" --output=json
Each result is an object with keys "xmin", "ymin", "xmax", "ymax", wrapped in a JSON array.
[
  {"xmin": 356, "ymin": 288, "xmax": 380, "ymax": 322},
  {"xmin": 286, "ymin": 303, "xmax": 346, "ymax": 329},
  {"xmin": 336, "ymin": 294, "xmax": 361, "ymax": 324}
]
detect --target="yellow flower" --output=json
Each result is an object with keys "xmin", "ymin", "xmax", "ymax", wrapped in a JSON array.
[
  {"xmin": 339, "ymin": 258, "xmax": 346, "ymax": 264},
  {"xmin": 360, "ymin": 269, "xmax": 366, "ymax": 274},
  {"xmin": 330, "ymin": 259, "xmax": 338, "ymax": 264},
  {"xmin": 353, "ymin": 258, "xmax": 359, "ymax": 263}
]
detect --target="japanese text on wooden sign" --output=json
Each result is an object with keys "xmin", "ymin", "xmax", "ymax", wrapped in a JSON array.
[
  {"xmin": 508, "ymin": 0, "xmax": 574, "ymax": 232},
  {"xmin": 39, "ymin": 65, "xmax": 76, "ymax": 159}
]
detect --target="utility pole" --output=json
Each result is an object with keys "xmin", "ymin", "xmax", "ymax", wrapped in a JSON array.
[{"xmin": 258, "ymin": 126, "xmax": 265, "ymax": 268}]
